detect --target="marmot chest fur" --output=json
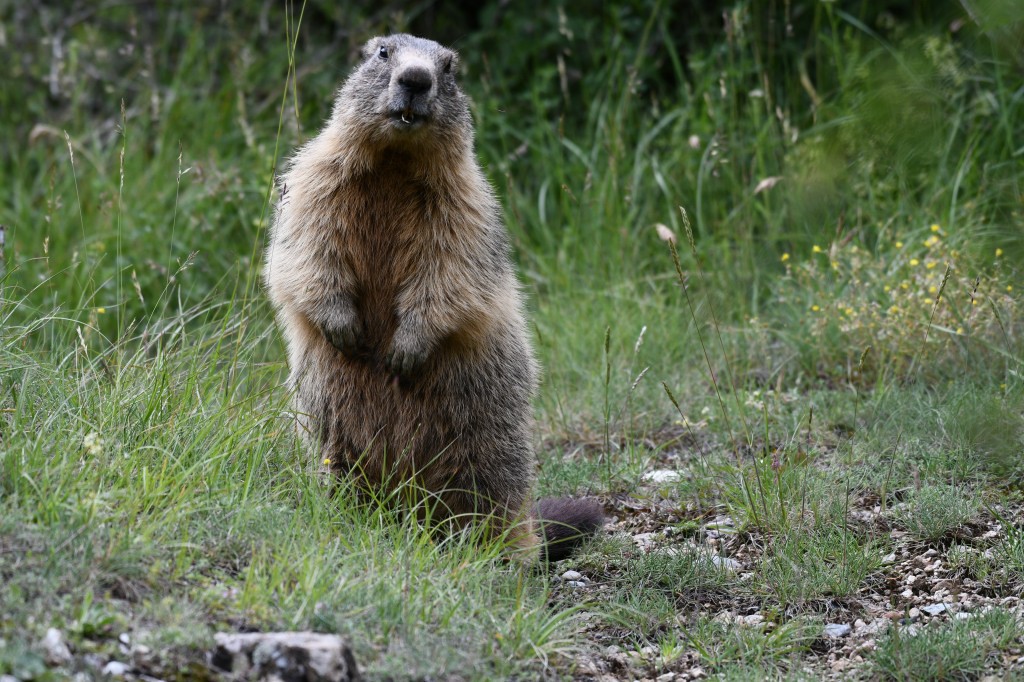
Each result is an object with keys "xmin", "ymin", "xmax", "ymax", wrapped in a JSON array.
[{"xmin": 264, "ymin": 34, "xmax": 601, "ymax": 560}]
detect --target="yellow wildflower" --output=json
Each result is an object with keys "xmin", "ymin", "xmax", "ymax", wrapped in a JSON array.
[
  {"xmin": 781, "ymin": 253, "xmax": 790, "ymax": 262},
  {"xmin": 884, "ymin": 285, "xmax": 891, "ymax": 292},
  {"xmin": 996, "ymin": 248, "xmax": 1004, "ymax": 257},
  {"xmin": 812, "ymin": 245, "xmax": 823, "ymax": 253},
  {"xmin": 928, "ymin": 285, "xmax": 938, "ymax": 294},
  {"xmin": 930, "ymin": 224, "xmax": 940, "ymax": 232},
  {"xmin": 895, "ymin": 241, "xmax": 904, "ymax": 248},
  {"xmin": 956, "ymin": 327, "xmax": 964, "ymax": 334},
  {"xmin": 1008, "ymin": 285, "xmax": 1014, "ymax": 292},
  {"xmin": 888, "ymin": 305, "xmax": 899, "ymax": 314},
  {"xmin": 910, "ymin": 259, "xmax": 920, "ymax": 266},
  {"xmin": 925, "ymin": 235, "xmax": 939, "ymax": 247},
  {"xmin": 926, "ymin": 261, "xmax": 937, "ymax": 269},
  {"xmin": 95, "ymin": 307, "xmax": 106, "ymax": 314},
  {"xmin": 811, "ymin": 305, "xmax": 820, "ymax": 312}
]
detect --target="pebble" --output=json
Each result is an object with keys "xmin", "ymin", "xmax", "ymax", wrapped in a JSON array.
[
  {"xmin": 882, "ymin": 552, "xmax": 896, "ymax": 564},
  {"xmin": 1, "ymin": 675, "xmax": 20, "ymax": 682},
  {"xmin": 824, "ymin": 623, "xmax": 851, "ymax": 638},
  {"xmin": 83, "ymin": 653, "xmax": 105, "ymax": 670},
  {"xmin": 908, "ymin": 607, "xmax": 922, "ymax": 620},
  {"xmin": 643, "ymin": 469, "xmax": 681, "ymax": 484},
  {"xmin": 560, "ymin": 570, "xmax": 583, "ymax": 581},
  {"xmin": 711, "ymin": 555, "xmax": 742, "ymax": 572},
  {"xmin": 102, "ymin": 661, "xmax": 130, "ymax": 677},
  {"xmin": 632, "ymin": 533, "xmax": 658, "ymax": 551},
  {"xmin": 566, "ymin": 580, "xmax": 588, "ymax": 588},
  {"xmin": 738, "ymin": 614, "xmax": 764, "ymax": 627},
  {"xmin": 41, "ymin": 628, "xmax": 72, "ymax": 666},
  {"xmin": 922, "ymin": 603, "xmax": 950, "ymax": 616},
  {"xmin": 656, "ymin": 673, "xmax": 676, "ymax": 682},
  {"xmin": 857, "ymin": 639, "xmax": 876, "ymax": 652}
]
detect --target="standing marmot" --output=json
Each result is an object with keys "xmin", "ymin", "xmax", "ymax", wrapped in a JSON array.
[{"xmin": 264, "ymin": 34, "xmax": 601, "ymax": 561}]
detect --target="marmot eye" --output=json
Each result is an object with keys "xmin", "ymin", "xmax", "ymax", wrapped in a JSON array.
[{"xmin": 378, "ymin": 46, "xmax": 389, "ymax": 60}]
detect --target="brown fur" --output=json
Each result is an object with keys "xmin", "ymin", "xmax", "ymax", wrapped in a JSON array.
[{"xmin": 264, "ymin": 34, "xmax": 601, "ymax": 560}]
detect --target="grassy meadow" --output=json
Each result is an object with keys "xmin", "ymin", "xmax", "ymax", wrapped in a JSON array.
[{"xmin": 1, "ymin": 1, "xmax": 1023, "ymax": 680}]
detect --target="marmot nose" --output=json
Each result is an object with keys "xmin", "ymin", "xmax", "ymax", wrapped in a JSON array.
[{"xmin": 397, "ymin": 66, "xmax": 433, "ymax": 95}]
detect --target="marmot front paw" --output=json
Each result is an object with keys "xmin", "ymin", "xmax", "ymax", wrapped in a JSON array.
[
  {"xmin": 321, "ymin": 317, "xmax": 364, "ymax": 358},
  {"xmin": 384, "ymin": 333, "xmax": 430, "ymax": 376}
]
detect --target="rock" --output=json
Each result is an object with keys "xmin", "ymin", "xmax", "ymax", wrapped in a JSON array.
[
  {"xmin": 738, "ymin": 614, "xmax": 764, "ymax": 628},
  {"xmin": 41, "ymin": 628, "xmax": 72, "ymax": 666},
  {"xmin": 922, "ymin": 603, "xmax": 951, "ymax": 617},
  {"xmin": 900, "ymin": 588, "xmax": 914, "ymax": 599},
  {"xmin": 83, "ymin": 653, "xmax": 106, "ymax": 670},
  {"xmin": 560, "ymin": 570, "xmax": 583, "ymax": 581},
  {"xmin": 213, "ymin": 632, "xmax": 361, "ymax": 682},
  {"xmin": 566, "ymin": 580, "xmax": 588, "ymax": 588},
  {"xmin": 632, "ymin": 533, "xmax": 659, "ymax": 551},
  {"xmin": 831, "ymin": 658, "xmax": 851, "ymax": 672},
  {"xmin": 908, "ymin": 608, "xmax": 921, "ymax": 620},
  {"xmin": 1, "ymin": 675, "xmax": 20, "ymax": 682},
  {"xmin": 857, "ymin": 639, "xmax": 876, "ymax": 652},
  {"xmin": 102, "ymin": 661, "xmax": 130, "ymax": 677},
  {"xmin": 710, "ymin": 555, "xmax": 742, "ymax": 572},
  {"xmin": 882, "ymin": 552, "xmax": 896, "ymax": 564},
  {"xmin": 823, "ymin": 623, "xmax": 851, "ymax": 638},
  {"xmin": 643, "ymin": 469, "xmax": 681, "ymax": 484},
  {"xmin": 656, "ymin": 673, "xmax": 676, "ymax": 681}
]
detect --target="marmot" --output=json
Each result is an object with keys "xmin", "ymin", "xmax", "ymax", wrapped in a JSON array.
[{"xmin": 264, "ymin": 34, "xmax": 602, "ymax": 561}]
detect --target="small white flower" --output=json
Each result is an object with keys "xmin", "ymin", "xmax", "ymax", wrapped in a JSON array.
[{"xmin": 83, "ymin": 432, "xmax": 104, "ymax": 456}]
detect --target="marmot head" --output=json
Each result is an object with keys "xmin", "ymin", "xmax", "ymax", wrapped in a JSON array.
[{"xmin": 330, "ymin": 34, "xmax": 472, "ymax": 153}]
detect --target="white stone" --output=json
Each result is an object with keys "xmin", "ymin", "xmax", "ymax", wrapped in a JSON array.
[
  {"xmin": 41, "ymin": 628, "xmax": 72, "ymax": 666},
  {"xmin": 643, "ymin": 469, "xmax": 681, "ymax": 484},
  {"xmin": 560, "ymin": 570, "xmax": 583, "ymax": 581},
  {"xmin": 922, "ymin": 603, "xmax": 951, "ymax": 617},
  {"xmin": 711, "ymin": 555, "xmax": 742, "ymax": 572},
  {"xmin": 213, "ymin": 631, "xmax": 359, "ymax": 681},
  {"xmin": 824, "ymin": 623, "xmax": 851, "ymax": 638},
  {"xmin": 102, "ymin": 661, "xmax": 130, "ymax": 677}
]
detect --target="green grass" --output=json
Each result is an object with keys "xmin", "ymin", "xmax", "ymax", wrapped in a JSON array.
[
  {"xmin": 872, "ymin": 608, "xmax": 1024, "ymax": 681},
  {"xmin": 2, "ymin": 1, "xmax": 1024, "ymax": 679}
]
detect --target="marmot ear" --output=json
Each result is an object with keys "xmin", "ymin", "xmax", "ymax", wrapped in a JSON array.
[
  {"xmin": 359, "ymin": 37, "xmax": 380, "ymax": 61},
  {"xmin": 444, "ymin": 51, "xmax": 460, "ymax": 74}
]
